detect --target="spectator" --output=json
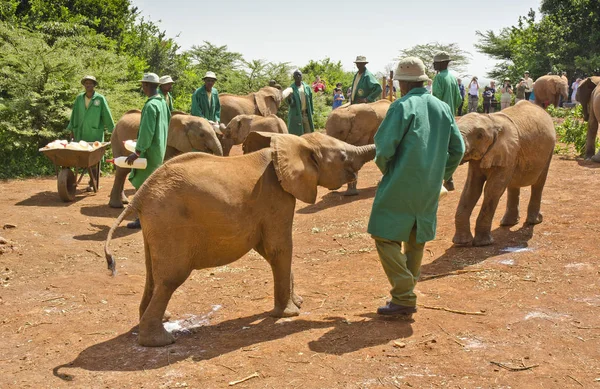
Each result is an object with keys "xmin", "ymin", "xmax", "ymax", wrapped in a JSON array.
[
  {"xmin": 385, "ymin": 83, "xmax": 397, "ymax": 99},
  {"xmin": 332, "ymin": 88, "xmax": 345, "ymax": 109},
  {"xmin": 425, "ymin": 79, "xmax": 433, "ymax": 93},
  {"xmin": 500, "ymin": 78, "xmax": 513, "ymax": 110},
  {"xmin": 312, "ymin": 76, "xmax": 326, "ymax": 93},
  {"xmin": 457, "ymin": 78, "xmax": 465, "ymax": 116},
  {"xmin": 571, "ymin": 78, "xmax": 581, "ymax": 104},
  {"xmin": 523, "ymin": 71, "xmax": 534, "ymax": 100},
  {"xmin": 467, "ymin": 76, "xmax": 479, "ymax": 113},
  {"xmin": 560, "ymin": 71, "xmax": 568, "ymax": 107},
  {"xmin": 515, "ymin": 78, "xmax": 527, "ymax": 104},
  {"xmin": 350, "ymin": 56, "xmax": 382, "ymax": 104},
  {"xmin": 482, "ymin": 86, "xmax": 493, "ymax": 114},
  {"xmin": 489, "ymin": 80, "xmax": 497, "ymax": 113}
]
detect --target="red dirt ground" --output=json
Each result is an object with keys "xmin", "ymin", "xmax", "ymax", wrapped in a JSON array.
[{"xmin": 1, "ymin": 146, "xmax": 599, "ymax": 388}]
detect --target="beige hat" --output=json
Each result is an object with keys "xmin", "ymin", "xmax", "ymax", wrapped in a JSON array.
[
  {"xmin": 393, "ymin": 57, "xmax": 430, "ymax": 82},
  {"xmin": 203, "ymin": 71, "xmax": 217, "ymax": 80},
  {"xmin": 139, "ymin": 73, "xmax": 160, "ymax": 84},
  {"xmin": 159, "ymin": 75, "xmax": 175, "ymax": 84},
  {"xmin": 433, "ymin": 52, "xmax": 451, "ymax": 63},
  {"xmin": 81, "ymin": 75, "xmax": 97, "ymax": 86},
  {"xmin": 354, "ymin": 55, "xmax": 368, "ymax": 64}
]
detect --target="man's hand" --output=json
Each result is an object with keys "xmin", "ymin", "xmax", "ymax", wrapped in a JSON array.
[
  {"xmin": 125, "ymin": 152, "xmax": 139, "ymax": 166},
  {"xmin": 70, "ymin": 132, "xmax": 75, "ymax": 141}
]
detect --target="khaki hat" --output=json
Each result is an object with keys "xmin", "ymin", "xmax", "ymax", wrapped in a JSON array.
[
  {"xmin": 139, "ymin": 73, "xmax": 160, "ymax": 84},
  {"xmin": 81, "ymin": 75, "xmax": 97, "ymax": 86},
  {"xmin": 433, "ymin": 51, "xmax": 451, "ymax": 63},
  {"xmin": 203, "ymin": 71, "xmax": 217, "ymax": 80},
  {"xmin": 504, "ymin": 77, "xmax": 511, "ymax": 81},
  {"xmin": 393, "ymin": 57, "xmax": 430, "ymax": 82},
  {"xmin": 354, "ymin": 55, "xmax": 368, "ymax": 64},
  {"xmin": 159, "ymin": 75, "xmax": 175, "ymax": 84}
]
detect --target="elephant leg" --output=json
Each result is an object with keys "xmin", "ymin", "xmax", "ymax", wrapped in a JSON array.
[
  {"xmin": 585, "ymin": 114, "xmax": 598, "ymax": 159},
  {"xmin": 526, "ymin": 160, "xmax": 550, "ymax": 224},
  {"xmin": 343, "ymin": 180, "xmax": 359, "ymax": 196},
  {"xmin": 139, "ymin": 240, "xmax": 154, "ymax": 320},
  {"xmin": 473, "ymin": 173, "xmax": 510, "ymax": 246},
  {"xmin": 553, "ymin": 95, "xmax": 560, "ymax": 108},
  {"xmin": 500, "ymin": 187, "xmax": 520, "ymax": 226},
  {"xmin": 138, "ymin": 260, "xmax": 190, "ymax": 347},
  {"xmin": 109, "ymin": 166, "xmax": 130, "ymax": 208},
  {"xmin": 453, "ymin": 166, "xmax": 485, "ymax": 246}
]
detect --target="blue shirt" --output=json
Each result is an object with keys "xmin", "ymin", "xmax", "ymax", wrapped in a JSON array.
[
  {"xmin": 458, "ymin": 84, "xmax": 465, "ymax": 98},
  {"xmin": 332, "ymin": 92, "xmax": 345, "ymax": 109}
]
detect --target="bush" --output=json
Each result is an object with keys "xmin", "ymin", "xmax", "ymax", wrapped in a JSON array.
[
  {"xmin": 546, "ymin": 104, "xmax": 571, "ymax": 118},
  {"xmin": 554, "ymin": 105, "xmax": 594, "ymax": 156}
]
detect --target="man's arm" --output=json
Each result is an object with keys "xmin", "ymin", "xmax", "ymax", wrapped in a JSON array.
[
  {"xmin": 190, "ymin": 90, "xmax": 203, "ymax": 117},
  {"xmin": 214, "ymin": 92, "xmax": 221, "ymax": 123},
  {"xmin": 444, "ymin": 119, "xmax": 465, "ymax": 180},
  {"xmin": 136, "ymin": 104, "xmax": 157, "ymax": 154},
  {"xmin": 366, "ymin": 73, "xmax": 383, "ymax": 102},
  {"xmin": 432, "ymin": 76, "xmax": 443, "ymax": 100},
  {"xmin": 373, "ymin": 104, "xmax": 408, "ymax": 174},
  {"xmin": 101, "ymin": 97, "xmax": 115, "ymax": 133},
  {"xmin": 453, "ymin": 83, "xmax": 462, "ymax": 112}
]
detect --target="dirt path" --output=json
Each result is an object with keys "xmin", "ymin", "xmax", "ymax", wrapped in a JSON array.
[{"xmin": 1, "ymin": 149, "xmax": 599, "ymax": 388}]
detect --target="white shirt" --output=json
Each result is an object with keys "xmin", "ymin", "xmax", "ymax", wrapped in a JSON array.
[{"xmin": 469, "ymin": 82, "xmax": 479, "ymax": 96}]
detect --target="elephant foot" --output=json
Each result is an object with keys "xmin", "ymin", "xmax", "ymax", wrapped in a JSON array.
[
  {"xmin": 500, "ymin": 214, "xmax": 520, "ymax": 226},
  {"xmin": 292, "ymin": 293, "xmax": 303, "ymax": 308},
  {"xmin": 472, "ymin": 233, "xmax": 494, "ymax": 247},
  {"xmin": 590, "ymin": 153, "xmax": 600, "ymax": 163},
  {"xmin": 109, "ymin": 198, "xmax": 124, "ymax": 209},
  {"xmin": 525, "ymin": 213, "xmax": 543, "ymax": 225},
  {"xmin": 342, "ymin": 188, "xmax": 359, "ymax": 196},
  {"xmin": 452, "ymin": 231, "xmax": 473, "ymax": 246},
  {"xmin": 138, "ymin": 324, "xmax": 175, "ymax": 347},
  {"xmin": 121, "ymin": 193, "xmax": 130, "ymax": 204},
  {"xmin": 271, "ymin": 302, "xmax": 300, "ymax": 318}
]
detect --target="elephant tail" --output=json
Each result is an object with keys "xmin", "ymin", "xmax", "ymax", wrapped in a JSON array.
[{"xmin": 104, "ymin": 205, "xmax": 134, "ymax": 276}]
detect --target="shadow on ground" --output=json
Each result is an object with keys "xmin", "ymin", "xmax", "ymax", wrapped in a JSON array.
[
  {"xmin": 297, "ymin": 186, "xmax": 377, "ymax": 214},
  {"xmin": 15, "ymin": 191, "xmax": 91, "ymax": 207},
  {"xmin": 53, "ymin": 312, "xmax": 412, "ymax": 380},
  {"xmin": 73, "ymin": 224, "xmax": 139, "ymax": 241}
]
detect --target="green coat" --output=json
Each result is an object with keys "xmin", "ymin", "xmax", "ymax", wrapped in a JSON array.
[
  {"xmin": 128, "ymin": 95, "xmax": 169, "ymax": 190},
  {"xmin": 287, "ymin": 82, "xmax": 314, "ymax": 136},
  {"xmin": 158, "ymin": 90, "xmax": 174, "ymax": 119},
  {"xmin": 67, "ymin": 92, "xmax": 115, "ymax": 142},
  {"xmin": 350, "ymin": 68, "xmax": 382, "ymax": 104},
  {"xmin": 191, "ymin": 85, "xmax": 220, "ymax": 122},
  {"xmin": 432, "ymin": 69, "xmax": 462, "ymax": 116},
  {"xmin": 367, "ymin": 87, "xmax": 465, "ymax": 244}
]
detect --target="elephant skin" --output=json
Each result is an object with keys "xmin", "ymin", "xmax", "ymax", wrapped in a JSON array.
[
  {"xmin": 219, "ymin": 86, "xmax": 283, "ymax": 125},
  {"xmin": 104, "ymin": 132, "xmax": 376, "ymax": 347},
  {"xmin": 533, "ymin": 75, "xmax": 568, "ymax": 108},
  {"xmin": 108, "ymin": 111, "xmax": 223, "ymax": 208},
  {"xmin": 222, "ymin": 114, "xmax": 288, "ymax": 155},
  {"xmin": 575, "ymin": 77, "xmax": 600, "ymax": 159},
  {"xmin": 453, "ymin": 101, "xmax": 556, "ymax": 247},
  {"xmin": 324, "ymin": 99, "xmax": 391, "ymax": 195}
]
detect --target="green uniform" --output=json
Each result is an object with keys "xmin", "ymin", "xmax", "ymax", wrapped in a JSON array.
[
  {"xmin": 350, "ymin": 68, "xmax": 382, "ymax": 104},
  {"xmin": 368, "ymin": 87, "xmax": 465, "ymax": 244},
  {"xmin": 287, "ymin": 82, "xmax": 314, "ymax": 136},
  {"xmin": 128, "ymin": 95, "xmax": 169, "ymax": 190},
  {"xmin": 191, "ymin": 85, "xmax": 220, "ymax": 122},
  {"xmin": 67, "ymin": 92, "xmax": 115, "ymax": 141},
  {"xmin": 432, "ymin": 69, "xmax": 462, "ymax": 116},
  {"xmin": 158, "ymin": 89, "xmax": 174, "ymax": 119}
]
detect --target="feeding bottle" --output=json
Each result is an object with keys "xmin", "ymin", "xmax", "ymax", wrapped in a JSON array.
[{"xmin": 106, "ymin": 157, "xmax": 147, "ymax": 169}]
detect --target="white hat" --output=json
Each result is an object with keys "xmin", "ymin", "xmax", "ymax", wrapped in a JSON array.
[
  {"xmin": 203, "ymin": 71, "xmax": 217, "ymax": 80},
  {"xmin": 139, "ymin": 73, "xmax": 160, "ymax": 84},
  {"xmin": 159, "ymin": 75, "xmax": 175, "ymax": 84},
  {"xmin": 433, "ymin": 51, "xmax": 451, "ymax": 63},
  {"xmin": 393, "ymin": 57, "xmax": 430, "ymax": 82},
  {"xmin": 354, "ymin": 55, "xmax": 368, "ymax": 64},
  {"xmin": 81, "ymin": 75, "xmax": 97, "ymax": 85}
]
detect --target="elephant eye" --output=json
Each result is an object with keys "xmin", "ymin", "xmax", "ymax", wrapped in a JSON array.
[{"xmin": 477, "ymin": 132, "xmax": 484, "ymax": 139}]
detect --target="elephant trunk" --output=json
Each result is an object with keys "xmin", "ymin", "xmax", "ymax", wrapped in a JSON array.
[
  {"xmin": 212, "ymin": 135, "xmax": 224, "ymax": 156},
  {"xmin": 349, "ymin": 144, "xmax": 376, "ymax": 169}
]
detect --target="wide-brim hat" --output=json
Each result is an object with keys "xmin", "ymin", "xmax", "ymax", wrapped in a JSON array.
[
  {"xmin": 433, "ymin": 52, "xmax": 451, "ymax": 63},
  {"xmin": 202, "ymin": 71, "xmax": 217, "ymax": 80},
  {"xmin": 504, "ymin": 77, "xmax": 511, "ymax": 81},
  {"xmin": 159, "ymin": 75, "xmax": 175, "ymax": 84},
  {"xmin": 139, "ymin": 73, "xmax": 160, "ymax": 84},
  {"xmin": 81, "ymin": 75, "xmax": 97, "ymax": 86},
  {"xmin": 393, "ymin": 57, "xmax": 430, "ymax": 82},
  {"xmin": 354, "ymin": 55, "xmax": 368, "ymax": 64}
]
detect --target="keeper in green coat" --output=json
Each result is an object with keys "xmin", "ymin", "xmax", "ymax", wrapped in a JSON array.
[
  {"xmin": 125, "ymin": 73, "xmax": 169, "ymax": 229},
  {"xmin": 349, "ymin": 56, "xmax": 382, "ymax": 104},
  {"xmin": 283, "ymin": 69, "xmax": 314, "ymax": 136},
  {"xmin": 159, "ymin": 75, "xmax": 175, "ymax": 119},
  {"xmin": 432, "ymin": 51, "xmax": 463, "ymax": 192},
  {"xmin": 367, "ymin": 57, "xmax": 465, "ymax": 318},
  {"xmin": 191, "ymin": 71, "xmax": 220, "ymax": 123}
]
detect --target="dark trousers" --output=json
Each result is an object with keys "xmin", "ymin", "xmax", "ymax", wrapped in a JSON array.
[
  {"xmin": 525, "ymin": 92, "xmax": 531, "ymax": 101},
  {"xmin": 457, "ymin": 98, "xmax": 465, "ymax": 116},
  {"xmin": 483, "ymin": 101, "xmax": 491, "ymax": 114}
]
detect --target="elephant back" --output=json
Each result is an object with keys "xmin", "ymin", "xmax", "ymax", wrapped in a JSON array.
[{"xmin": 111, "ymin": 110, "xmax": 141, "ymax": 158}]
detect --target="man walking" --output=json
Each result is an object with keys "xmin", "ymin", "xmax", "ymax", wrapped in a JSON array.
[
  {"xmin": 125, "ymin": 73, "xmax": 169, "ymax": 229},
  {"xmin": 367, "ymin": 57, "xmax": 465, "ymax": 319},
  {"xmin": 191, "ymin": 71, "xmax": 221, "ymax": 123},
  {"xmin": 159, "ymin": 75, "xmax": 175, "ymax": 119},
  {"xmin": 523, "ymin": 71, "xmax": 533, "ymax": 101},
  {"xmin": 283, "ymin": 70, "xmax": 314, "ymax": 136},
  {"xmin": 350, "ymin": 56, "xmax": 382, "ymax": 104},
  {"xmin": 67, "ymin": 75, "xmax": 115, "ymax": 191},
  {"xmin": 457, "ymin": 78, "xmax": 465, "ymax": 116}
]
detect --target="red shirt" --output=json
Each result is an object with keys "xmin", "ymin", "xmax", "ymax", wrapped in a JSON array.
[{"xmin": 312, "ymin": 81, "xmax": 325, "ymax": 93}]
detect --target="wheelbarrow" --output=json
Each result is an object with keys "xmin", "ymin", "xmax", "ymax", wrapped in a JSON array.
[{"xmin": 40, "ymin": 142, "xmax": 111, "ymax": 202}]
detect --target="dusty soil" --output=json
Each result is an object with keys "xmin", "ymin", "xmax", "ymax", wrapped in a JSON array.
[{"xmin": 1, "ymin": 146, "xmax": 599, "ymax": 389}]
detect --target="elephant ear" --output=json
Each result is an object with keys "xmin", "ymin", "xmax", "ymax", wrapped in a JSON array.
[
  {"xmin": 242, "ymin": 131, "xmax": 281, "ymax": 154},
  {"xmin": 255, "ymin": 87, "xmax": 280, "ymax": 116},
  {"xmin": 271, "ymin": 134, "xmax": 319, "ymax": 204},
  {"xmin": 480, "ymin": 114, "xmax": 520, "ymax": 169}
]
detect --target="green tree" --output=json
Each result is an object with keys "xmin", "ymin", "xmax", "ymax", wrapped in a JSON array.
[{"xmin": 399, "ymin": 42, "xmax": 471, "ymax": 77}]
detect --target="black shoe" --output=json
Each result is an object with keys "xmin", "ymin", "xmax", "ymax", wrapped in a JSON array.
[
  {"xmin": 377, "ymin": 302, "xmax": 417, "ymax": 316},
  {"xmin": 443, "ymin": 179, "xmax": 455, "ymax": 192},
  {"xmin": 127, "ymin": 219, "xmax": 141, "ymax": 229}
]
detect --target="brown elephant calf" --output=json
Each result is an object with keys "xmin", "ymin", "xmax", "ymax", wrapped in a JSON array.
[
  {"xmin": 453, "ymin": 101, "xmax": 556, "ymax": 246},
  {"xmin": 222, "ymin": 114, "xmax": 288, "ymax": 155},
  {"xmin": 104, "ymin": 132, "xmax": 375, "ymax": 347}
]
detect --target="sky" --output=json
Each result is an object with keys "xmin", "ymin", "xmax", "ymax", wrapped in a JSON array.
[{"xmin": 132, "ymin": 0, "xmax": 542, "ymax": 83}]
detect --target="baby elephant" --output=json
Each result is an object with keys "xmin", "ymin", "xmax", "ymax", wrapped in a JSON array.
[
  {"xmin": 453, "ymin": 101, "xmax": 556, "ymax": 246},
  {"xmin": 222, "ymin": 114, "xmax": 288, "ymax": 155}
]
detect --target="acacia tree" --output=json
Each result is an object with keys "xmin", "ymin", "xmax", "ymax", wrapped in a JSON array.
[{"xmin": 398, "ymin": 42, "xmax": 471, "ymax": 77}]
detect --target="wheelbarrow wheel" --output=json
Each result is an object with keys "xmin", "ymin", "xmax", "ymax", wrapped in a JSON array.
[{"xmin": 57, "ymin": 168, "xmax": 76, "ymax": 202}]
